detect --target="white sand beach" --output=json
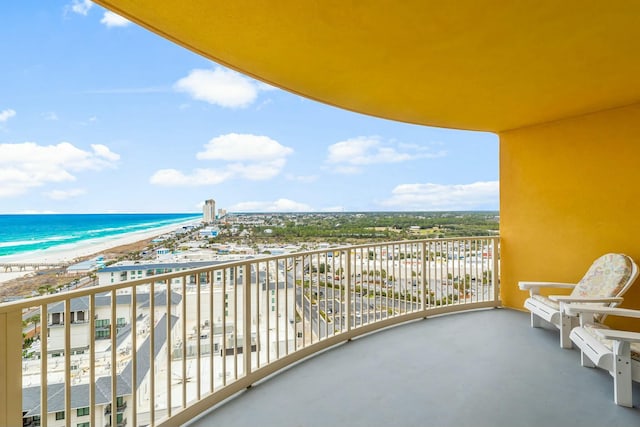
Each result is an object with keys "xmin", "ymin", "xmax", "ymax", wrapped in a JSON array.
[{"xmin": 0, "ymin": 219, "xmax": 200, "ymax": 285}]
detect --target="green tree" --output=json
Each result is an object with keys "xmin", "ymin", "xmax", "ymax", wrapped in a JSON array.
[{"xmin": 30, "ymin": 314, "xmax": 41, "ymax": 339}]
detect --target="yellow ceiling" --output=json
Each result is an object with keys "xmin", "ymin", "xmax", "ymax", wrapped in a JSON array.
[{"xmin": 94, "ymin": 0, "xmax": 640, "ymax": 132}]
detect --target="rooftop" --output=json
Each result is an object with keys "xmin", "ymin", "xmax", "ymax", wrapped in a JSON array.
[
  {"xmin": 23, "ymin": 314, "xmax": 178, "ymax": 415},
  {"xmin": 47, "ymin": 290, "xmax": 183, "ymax": 314},
  {"xmin": 99, "ymin": 260, "xmax": 225, "ymax": 273}
]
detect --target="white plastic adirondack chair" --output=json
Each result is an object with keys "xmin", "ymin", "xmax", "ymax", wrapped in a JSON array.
[
  {"xmin": 566, "ymin": 305, "xmax": 640, "ymax": 407},
  {"xmin": 519, "ymin": 253, "xmax": 638, "ymax": 348}
]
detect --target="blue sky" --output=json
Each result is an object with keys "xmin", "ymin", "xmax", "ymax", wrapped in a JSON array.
[{"xmin": 0, "ymin": 1, "xmax": 498, "ymax": 214}]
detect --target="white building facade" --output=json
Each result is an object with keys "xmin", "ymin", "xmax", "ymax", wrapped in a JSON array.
[{"xmin": 203, "ymin": 199, "xmax": 216, "ymax": 224}]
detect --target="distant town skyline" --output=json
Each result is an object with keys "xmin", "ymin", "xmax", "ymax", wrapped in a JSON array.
[{"xmin": 0, "ymin": 1, "xmax": 498, "ymax": 214}]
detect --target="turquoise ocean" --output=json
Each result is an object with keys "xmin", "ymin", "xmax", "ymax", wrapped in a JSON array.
[{"xmin": 0, "ymin": 213, "xmax": 200, "ymax": 258}]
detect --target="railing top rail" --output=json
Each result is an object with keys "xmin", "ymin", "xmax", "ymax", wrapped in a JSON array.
[
  {"xmin": 0, "ymin": 236, "xmax": 499, "ymax": 313},
  {"xmin": 252, "ymin": 235, "xmax": 499, "ymax": 259},
  {"xmin": 308, "ymin": 235, "xmax": 498, "ymax": 252}
]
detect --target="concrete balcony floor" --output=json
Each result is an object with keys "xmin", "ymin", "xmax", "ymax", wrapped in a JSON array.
[{"xmin": 186, "ymin": 308, "xmax": 640, "ymax": 427}]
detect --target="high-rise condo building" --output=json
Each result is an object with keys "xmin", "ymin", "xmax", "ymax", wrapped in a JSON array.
[{"xmin": 203, "ymin": 199, "xmax": 216, "ymax": 223}]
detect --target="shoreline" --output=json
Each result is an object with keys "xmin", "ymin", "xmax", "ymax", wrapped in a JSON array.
[{"xmin": 0, "ymin": 218, "xmax": 200, "ymax": 285}]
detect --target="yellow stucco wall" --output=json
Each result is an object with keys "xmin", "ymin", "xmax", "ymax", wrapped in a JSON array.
[{"xmin": 500, "ymin": 103, "xmax": 640, "ymax": 330}]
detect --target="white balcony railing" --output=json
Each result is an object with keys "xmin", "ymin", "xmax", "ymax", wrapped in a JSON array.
[{"xmin": 0, "ymin": 237, "xmax": 499, "ymax": 427}]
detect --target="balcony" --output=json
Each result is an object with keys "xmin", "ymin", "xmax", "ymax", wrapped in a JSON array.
[
  {"xmin": 2, "ymin": 236, "xmax": 640, "ymax": 427},
  {"xmin": 47, "ymin": 319, "xmax": 90, "ymax": 328},
  {"xmin": 3, "ymin": 235, "xmax": 634, "ymax": 426},
  {"xmin": 4, "ymin": 237, "xmax": 493, "ymax": 426},
  {"xmin": 3, "ymin": 2, "xmax": 638, "ymax": 425},
  {"xmin": 104, "ymin": 401, "xmax": 128, "ymax": 415}
]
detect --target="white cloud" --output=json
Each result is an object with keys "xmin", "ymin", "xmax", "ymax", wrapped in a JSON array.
[
  {"xmin": 91, "ymin": 143, "xmax": 120, "ymax": 161},
  {"xmin": 379, "ymin": 181, "xmax": 499, "ymax": 211},
  {"xmin": 230, "ymin": 199, "xmax": 313, "ymax": 212},
  {"xmin": 0, "ymin": 142, "xmax": 120, "ymax": 197},
  {"xmin": 151, "ymin": 133, "xmax": 293, "ymax": 186},
  {"xmin": 0, "ymin": 109, "xmax": 16, "ymax": 123},
  {"xmin": 68, "ymin": 0, "xmax": 93, "ymax": 15},
  {"xmin": 101, "ymin": 11, "xmax": 131, "ymax": 27},
  {"xmin": 45, "ymin": 188, "xmax": 86, "ymax": 200},
  {"xmin": 197, "ymin": 133, "xmax": 292, "ymax": 162},
  {"xmin": 174, "ymin": 67, "xmax": 271, "ymax": 108},
  {"xmin": 326, "ymin": 136, "xmax": 446, "ymax": 173},
  {"xmin": 256, "ymin": 82, "xmax": 277, "ymax": 92}
]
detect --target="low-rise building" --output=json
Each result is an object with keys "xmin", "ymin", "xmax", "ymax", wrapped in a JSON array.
[
  {"xmin": 97, "ymin": 261, "xmax": 222, "ymax": 287},
  {"xmin": 42, "ymin": 291, "xmax": 182, "ymax": 356},
  {"xmin": 23, "ymin": 314, "xmax": 178, "ymax": 427}
]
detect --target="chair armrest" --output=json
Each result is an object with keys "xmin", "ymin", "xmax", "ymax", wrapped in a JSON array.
[
  {"xmin": 550, "ymin": 295, "xmax": 624, "ymax": 304},
  {"xmin": 518, "ymin": 281, "xmax": 577, "ymax": 290},
  {"xmin": 594, "ymin": 329, "xmax": 640, "ymax": 344},
  {"xmin": 564, "ymin": 306, "xmax": 640, "ymax": 318},
  {"xmin": 519, "ymin": 281, "xmax": 577, "ymax": 297}
]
